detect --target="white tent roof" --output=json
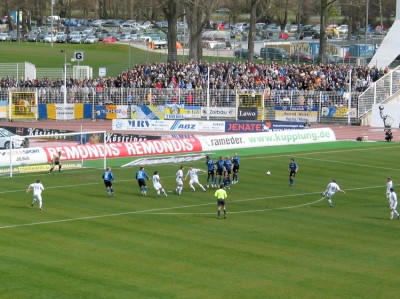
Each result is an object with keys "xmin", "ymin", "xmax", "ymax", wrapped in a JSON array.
[{"xmin": 368, "ymin": 0, "xmax": 400, "ymax": 69}]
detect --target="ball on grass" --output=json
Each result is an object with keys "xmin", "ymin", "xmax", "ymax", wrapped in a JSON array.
[{"xmin": 266, "ymin": 171, "xmax": 271, "ymax": 176}]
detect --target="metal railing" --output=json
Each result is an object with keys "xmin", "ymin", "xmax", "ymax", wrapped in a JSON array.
[
  {"xmin": 0, "ymin": 87, "xmax": 359, "ymax": 109},
  {"xmin": 358, "ymin": 65, "xmax": 400, "ymax": 117}
]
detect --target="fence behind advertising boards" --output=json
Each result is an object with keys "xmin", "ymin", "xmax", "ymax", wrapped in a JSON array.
[{"xmin": 0, "ymin": 87, "xmax": 361, "ymax": 124}]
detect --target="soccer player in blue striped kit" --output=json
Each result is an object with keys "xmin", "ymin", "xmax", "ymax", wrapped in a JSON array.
[
  {"xmin": 135, "ymin": 166, "xmax": 150, "ymax": 196},
  {"xmin": 206, "ymin": 156, "xmax": 216, "ymax": 188},
  {"xmin": 288, "ymin": 158, "xmax": 298, "ymax": 186},
  {"xmin": 102, "ymin": 167, "xmax": 115, "ymax": 196}
]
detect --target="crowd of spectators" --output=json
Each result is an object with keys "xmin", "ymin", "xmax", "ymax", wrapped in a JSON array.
[
  {"xmin": 0, "ymin": 61, "xmax": 390, "ymax": 108},
  {"xmin": 0, "ymin": 61, "xmax": 389, "ymax": 92}
]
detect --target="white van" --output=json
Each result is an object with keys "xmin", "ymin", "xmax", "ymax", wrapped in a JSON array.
[{"xmin": 47, "ymin": 15, "xmax": 60, "ymax": 24}]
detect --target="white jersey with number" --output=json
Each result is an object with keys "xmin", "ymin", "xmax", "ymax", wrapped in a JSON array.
[
  {"xmin": 30, "ymin": 182, "xmax": 44, "ymax": 203},
  {"xmin": 389, "ymin": 191, "xmax": 398, "ymax": 209},
  {"xmin": 152, "ymin": 174, "xmax": 162, "ymax": 190},
  {"xmin": 30, "ymin": 183, "xmax": 44, "ymax": 196},
  {"xmin": 176, "ymin": 169, "xmax": 183, "ymax": 184},
  {"xmin": 326, "ymin": 182, "xmax": 340, "ymax": 196}
]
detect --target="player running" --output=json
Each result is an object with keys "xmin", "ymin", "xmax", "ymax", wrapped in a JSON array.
[
  {"xmin": 27, "ymin": 179, "xmax": 45, "ymax": 211},
  {"xmin": 135, "ymin": 166, "xmax": 149, "ymax": 196},
  {"xmin": 174, "ymin": 166, "xmax": 184, "ymax": 195},
  {"xmin": 102, "ymin": 167, "xmax": 115, "ymax": 197},
  {"xmin": 288, "ymin": 158, "xmax": 298, "ymax": 186},
  {"xmin": 322, "ymin": 179, "xmax": 345, "ymax": 207},
  {"xmin": 389, "ymin": 187, "xmax": 400, "ymax": 220},
  {"xmin": 152, "ymin": 171, "xmax": 168, "ymax": 197},
  {"xmin": 185, "ymin": 165, "xmax": 207, "ymax": 192}
]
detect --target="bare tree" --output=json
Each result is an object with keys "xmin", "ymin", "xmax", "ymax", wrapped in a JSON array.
[
  {"xmin": 161, "ymin": 0, "xmax": 181, "ymax": 63},
  {"xmin": 247, "ymin": 0, "xmax": 261, "ymax": 62},
  {"xmin": 269, "ymin": 0, "xmax": 290, "ymax": 30},
  {"xmin": 137, "ymin": 0, "xmax": 182, "ymax": 63},
  {"xmin": 184, "ymin": 0, "xmax": 219, "ymax": 62},
  {"xmin": 319, "ymin": 0, "xmax": 337, "ymax": 64}
]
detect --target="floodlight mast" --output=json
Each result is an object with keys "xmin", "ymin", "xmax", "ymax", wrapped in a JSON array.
[
  {"xmin": 61, "ymin": 50, "xmax": 67, "ymax": 105},
  {"xmin": 61, "ymin": 50, "xmax": 67, "ymax": 121}
]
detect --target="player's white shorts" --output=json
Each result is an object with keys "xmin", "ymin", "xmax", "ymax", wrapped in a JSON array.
[
  {"xmin": 390, "ymin": 202, "xmax": 398, "ymax": 210},
  {"xmin": 176, "ymin": 178, "xmax": 183, "ymax": 185},
  {"xmin": 153, "ymin": 183, "xmax": 162, "ymax": 190},
  {"xmin": 33, "ymin": 194, "xmax": 42, "ymax": 204},
  {"xmin": 190, "ymin": 178, "xmax": 199, "ymax": 185},
  {"xmin": 327, "ymin": 191, "xmax": 335, "ymax": 199}
]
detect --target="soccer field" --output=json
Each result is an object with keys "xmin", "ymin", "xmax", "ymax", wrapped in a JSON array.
[{"xmin": 1, "ymin": 141, "xmax": 400, "ymax": 299}]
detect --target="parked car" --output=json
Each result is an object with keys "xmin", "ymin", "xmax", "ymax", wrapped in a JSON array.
[
  {"xmin": 0, "ymin": 128, "xmax": 29, "ymax": 149},
  {"xmin": 325, "ymin": 25, "xmax": 339, "ymax": 36},
  {"xmin": 337, "ymin": 24, "xmax": 348, "ymax": 34},
  {"xmin": 40, "ymin": 32, "xmax": 56, "ymax": 43},
  {"xmin": 278, "ymin": 31, "xmax": 290, "ymax": 39},
  {"xmin": 9, "ymin": 31, "xmax": 21, "ymax": 41},
  {"xmin": 314, "ymin": 54, "xmax": 341, "ymax": 64},
  {"xmin": 70, "ymin": 34, "xmax": 84, "ymax": 44},
  {"xmin": 146, "ymin": 36, "xmax": 167, "ymax": 49},
  {"xmin": 234, "ymin": 48, "xmax": 259, "ymax": 59},
  {"xmin": 84, "ymin": 35, "xmax": 99, "ymax": 44},
  {"xmin": 118, "ymin": 33, "xmax": 131, "ymax": 41},
  {"xmin": 55, "ymin": 32, "xmax": 67, "ymax": 43},
  {"xmin": 0, "ymin": 32, "xmax": 11, "ymax": 41},
  {"xmin": 102, "ymin": 35, "xmax": 117, "ymax": 43},
  {"xmin": 290, "ymin": 50, "xmax": 313, "ymax": 62},
  {"xmin": 260, "ymin": 47, "xmax": 290, "ymax": 60},
  {"xmin": 27, "ymin": 32, "xmax": 38, "ymax": 42},
  {"xmin": 299, "ymin": 28, "xmax": 319, "ymax": 39},
  {"xmin": 216, "ymin": 7, "xmax": 230, "ymax": 13}
]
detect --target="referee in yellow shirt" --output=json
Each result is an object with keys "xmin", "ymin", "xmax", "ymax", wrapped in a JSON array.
[{"xmin": 215, "ymin": 184, "xmax": 228, "ymax": 219}]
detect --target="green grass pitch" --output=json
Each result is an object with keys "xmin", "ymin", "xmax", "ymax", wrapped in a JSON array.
[{"xmin": 1, "ymin": 141, "xmax": 400, "ymax": 299}]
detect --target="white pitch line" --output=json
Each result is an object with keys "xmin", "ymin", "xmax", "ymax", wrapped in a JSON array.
[
  {"xmin": 297, "ymin": 156, "xmax": 398, "ymax": 171},
  {"xmin": 0, "ymin": 185, "xmax": 383, "ymax": 230},
  {"xmin": 144, "ymin": 197, "xmax": 326, "ymax": 215}
]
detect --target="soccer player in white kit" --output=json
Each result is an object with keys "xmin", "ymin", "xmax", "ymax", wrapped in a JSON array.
[
  {"xmin": 152, "ymin": 171, "xmax": 167, "ymax": 197},
  {"xmin": 26, "ymin": 179, "xmax": 45, "ymax": 210},
  {"xmin": 185, "ymin": 165, "xmax": 207, "ymax": 192},
  {"xmin": 388, "ymin": 187, "xmax": 400, "ymax": 220},
  {"xmin": 322, "ymin": 179, "xmax": 345, "ymax": 207},
  {"xmin": 174, "ymin": 166, "xmax": 184, "ymax": 195},
  {"xmin": 386, "ymin": 177, "xmax": 393, "ymax": 206}
]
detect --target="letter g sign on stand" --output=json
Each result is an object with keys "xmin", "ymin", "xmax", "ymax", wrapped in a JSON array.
[{"xmin": 74, "ymin": 51, "xmax": 84, "ymax": 62}]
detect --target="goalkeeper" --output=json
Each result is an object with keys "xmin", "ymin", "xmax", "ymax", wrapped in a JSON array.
[{"xmin": 48, "ymin": 151, "xmax": 62, "ymax": 174}]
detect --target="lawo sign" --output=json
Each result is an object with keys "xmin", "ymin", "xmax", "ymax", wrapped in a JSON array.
[{"xmin": 237, "ymin": 107, "xmax": 258, "ymax": 120}]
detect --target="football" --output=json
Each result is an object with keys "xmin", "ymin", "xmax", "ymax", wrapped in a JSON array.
[{"xmin": 267, "ymin": 171, "xmax": 271, "ymax": 175}]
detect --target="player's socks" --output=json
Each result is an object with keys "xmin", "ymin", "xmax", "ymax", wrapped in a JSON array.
[
  {"xmin": 218, "ymin": 210, "xmax": 220, "ymax": 219},
  {"xmin": 224, "ymin": 210, "xmax": 227, "ymax": 218}
]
